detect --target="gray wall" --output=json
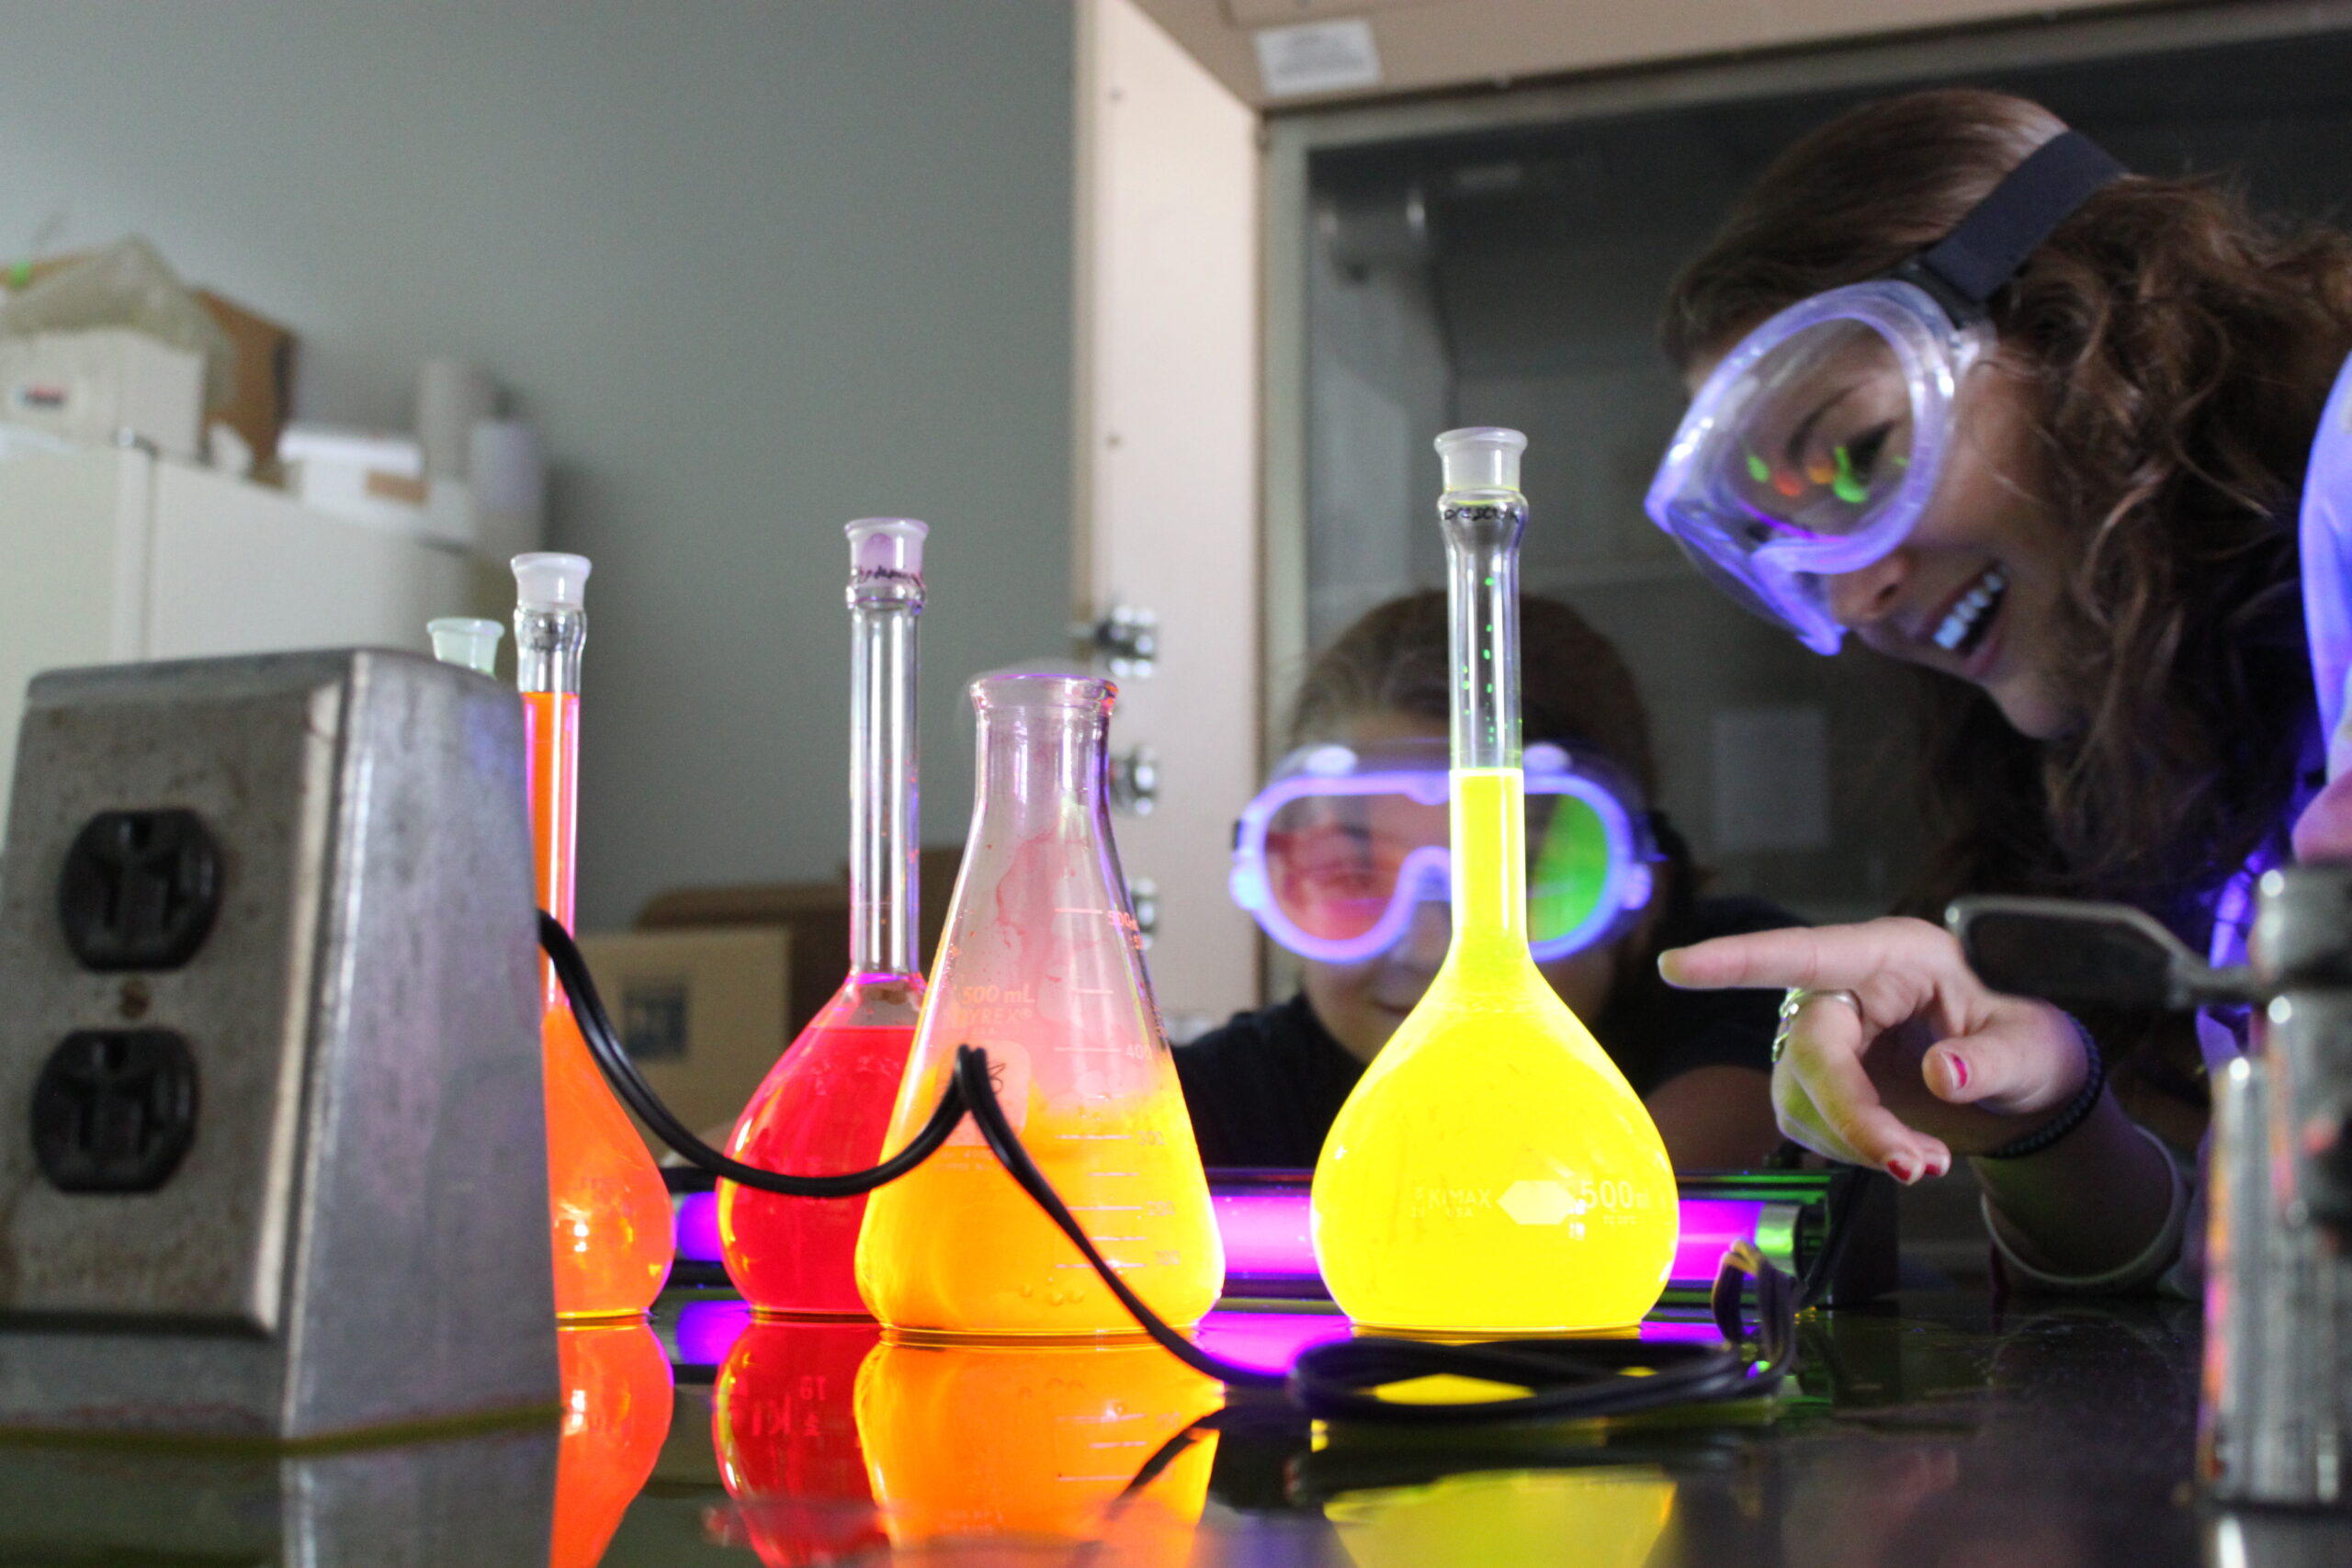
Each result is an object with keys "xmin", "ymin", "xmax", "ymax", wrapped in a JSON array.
[{"xmin": 0, "ymin": 1, "xmax": 1074, "ymax": 928}]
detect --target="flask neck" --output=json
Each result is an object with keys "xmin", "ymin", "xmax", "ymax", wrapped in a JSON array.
[
  {"xmin": 1449, "ymin": 768, "xmax": 1528, "ymax": 956},
  {"xmin": 515, "ymin": 604, "xmax": 585, "ymax": 695},
  {"xmin": 971, "ymin": 699, "xmax": 1113, "ymax": 838},
  {"xmin": 1441, "ymin": 488, "xmax": 1529, "ymax": 951},
  {"xmin": 1441, "ymin": 490, "xmax": 1525, "ymax": 773},
  {"xmin": 515, "ymin": 605, "xmax": 582, "ymax": 1010},
  {"xmin": 849, "ymin": 570, "xmax": 922, "ymax": 979}
]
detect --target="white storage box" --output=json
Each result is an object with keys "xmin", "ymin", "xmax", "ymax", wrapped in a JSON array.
[
  {"xmin": 0, "ymin": 444, "xmax": 483, "ymax": 818},
  {"xmin": 0, "ymin": 329, "xmax": 204, "ymax": 458},
  {"xmin": 279, "ymin": 425, "xmax": 428, "ymax": 536}
]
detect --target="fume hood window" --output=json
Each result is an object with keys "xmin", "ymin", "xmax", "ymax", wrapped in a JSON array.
[{"xmin": 1289, "ymin": 25, "xmax": 2352, "ymax": 922}]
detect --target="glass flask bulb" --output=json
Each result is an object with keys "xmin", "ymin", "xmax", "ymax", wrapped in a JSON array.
[
  {"xmin": 1323, "ymin": 1466, "xmax": 1678, "ymax": 1568},
  {"xmin": 721, "ymin": 519, "xmax": 931, "ymax": 1316},
  {"xmin": 854, "ymin": 1339, "xmax": 1221, "ymax": 1549},
  {"xmin": 1309, "ymin": 429, "xmax": 1679, "ymax": 1334},
  {"xmin": 853, "ymin": 673, "xmax": 1223, "ymax": 1338},
  {"xmin": 714, "ymin": 1318, "xmax": 890, "ymax": 1567},
  {"xmin": 514, "ymin": 552, "xmax": 675, "ymax": 1320},
  {"xmin": 550, "ymin": 1319, "xmax": 674, "ymax": 1568}
]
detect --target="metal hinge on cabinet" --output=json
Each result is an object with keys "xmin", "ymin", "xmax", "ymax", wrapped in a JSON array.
[
  {"xmin": 1108, "ymin": 743, "xmax": 1159, "ymax": 818},
  {"xmin": 1074, "ymin": 602, "xmax": 1159, "ymax": 679}
]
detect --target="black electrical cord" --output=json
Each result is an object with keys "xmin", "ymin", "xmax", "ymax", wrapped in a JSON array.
[
  {"xmin": 540, "ymin": 911, "xmax": 1802, "ymax": 1424},
  {"xmin": 1795, "ymin": 1166, "xmax": 1868, "ymax": 1310},
  {"xmin": 1284, "ymin": 1240, "xmax": 1796, "ymax": 1425},
  {"xmin": 545, "ymin": 912, "xmax": 1272, "ymax": 1387},
  {"xmin": 944, "ymin": 1037, "xmax": 1285, "ymax": 1388},
  {"xmin": 541, "ymin": 910, "xmax": 965, "ymax": 1197}
]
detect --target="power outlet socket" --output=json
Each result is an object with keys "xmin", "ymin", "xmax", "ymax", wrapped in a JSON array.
[
  {"xmin": 55, "ymin": 807, "xmax": 224, "ymax": 971},
  {"xmin": 0, "ymin": 649, "xmax": 555, "ymax": 1440}
]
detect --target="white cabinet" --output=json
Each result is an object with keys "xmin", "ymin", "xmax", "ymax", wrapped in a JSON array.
[
  {"xmin": 1074, "ymin": 0, "xmax": 1262, "ymax": 1027},
  {"xmin": 0, "ymin": 444, "xmax": 491, "ymax": 816}
]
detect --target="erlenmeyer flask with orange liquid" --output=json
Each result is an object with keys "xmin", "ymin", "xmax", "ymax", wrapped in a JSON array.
[
  {"xmin": 551, "ymin": 1318, "xmax": 674, "ymax": 1568},
  {"xmin": 1309, "ymin": 429, "xmax": 1678, "ymax": 1334},
  {"xmin": 854, "ymin": 1338, "xmax": 1221, "ymax": 1550},
  {"xmin": 853, "ymin": 673, "xmax": 1223, "ymax": 1338},
  {"xmin": 713, "ymin": 1319, "xmax": 889, "ymax": 1567},
  {"xmin": 720, "ymin": 519, "xmax": 929, "ymax": 1316},
  {"xmin": 515, "ymin": 553, "xmax": 674, "ymax": 1319}
]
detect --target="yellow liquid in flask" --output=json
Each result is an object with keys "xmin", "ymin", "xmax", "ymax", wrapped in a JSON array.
[
  {"xmin": 855, "ymin": 1089, "xmax": 1223, "ymax": 1338},
  {"xmin": 1311, "ymin": 769, "xmax": 1678, "ymax": 1335}
]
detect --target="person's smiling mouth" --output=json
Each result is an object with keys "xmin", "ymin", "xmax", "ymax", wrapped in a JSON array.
[{"xmin": 1926, "ymin": 564, "xmax": 2007, "ymax": 659}]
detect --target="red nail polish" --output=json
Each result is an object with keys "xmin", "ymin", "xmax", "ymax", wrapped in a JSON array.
[
  {"xmin": 1950, "ymin": 1056, "xmax": 1970, "ymax": 1091},
  {"xmin": 1887, "ymin": 1156, "xmax": 1915, "ymax": 1183}
]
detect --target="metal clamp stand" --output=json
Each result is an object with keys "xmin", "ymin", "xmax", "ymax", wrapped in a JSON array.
[{"xmin": 1951, "ymin": 865, "xmax": 2352, "ymax": 1508}]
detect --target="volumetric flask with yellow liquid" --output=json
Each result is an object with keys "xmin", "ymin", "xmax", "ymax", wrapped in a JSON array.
[
  {"xmin": 854, "ymin": 672, "xmax": 1223, "ymax": 1337},
  {"xmin": 1310, "ymin": 428, "xmax": 1678, "ymax": 1335},
  {"xmin": 1323, "ymin": 1467, "xmax": 1678, "ymax": 1568}
]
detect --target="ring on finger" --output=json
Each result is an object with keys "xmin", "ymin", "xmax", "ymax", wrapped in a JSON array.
[{"xmin": 1772, "ymin": 987, "xmax": 1864, "ymax": 1066}]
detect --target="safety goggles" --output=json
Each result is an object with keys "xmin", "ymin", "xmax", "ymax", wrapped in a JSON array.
[
  {"xmin": 1228, "ymin": 740, "xmax": 1658, "ymax": 964},
  {"xmin": 2303, "ymin": 343, "xmax": 2352, "ymax": 778},
  {"xmin": 1645, "ymin": 130, "xmax": 2125, "ymax": 653}
]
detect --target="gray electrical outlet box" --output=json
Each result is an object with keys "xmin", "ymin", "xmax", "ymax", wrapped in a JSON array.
[
  {"xmin": 0, "ymin": 1423, "xmax": 556, "ymax": 1562},
  {"xmin": 0, "ymin": 649, "xmax": 556, "ymax": 1440}
]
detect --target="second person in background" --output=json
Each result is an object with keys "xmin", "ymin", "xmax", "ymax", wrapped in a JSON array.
[{"xmin": 1177, "ymin": 590, "xmax": 1794, "ymax": 1171}]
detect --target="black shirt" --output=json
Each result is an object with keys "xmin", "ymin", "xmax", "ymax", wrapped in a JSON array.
[{"xmin": 1173, "ymin": 895, "xmax": 1801, "ymax": 1168}]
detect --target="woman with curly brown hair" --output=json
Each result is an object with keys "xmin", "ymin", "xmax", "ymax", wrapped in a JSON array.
[{"xmin": 1648, "ymin": 87, "xmax": 2352, "ymax": 1289}]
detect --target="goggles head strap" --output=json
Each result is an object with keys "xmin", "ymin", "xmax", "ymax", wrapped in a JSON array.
[{"xmin": 1899, "ymin": 130, "xmax": 2126, "ymax": 316}]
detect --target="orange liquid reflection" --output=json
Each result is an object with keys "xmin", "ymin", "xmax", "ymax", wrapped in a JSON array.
[
  {"xmin": 713, "ymin": 1318, "xmax": 890, "ymax": 1566},
  {"xmin": 551, "ymin": 1319, "xmax": 675, "ymax": 1568},
  {"xmin": 854, "ymin": 1338, "xmax": 1221, "ymax": 1558},
  {"xmin": 526, "ymin": 691, "xmax": 673, "ymax": 1318}
]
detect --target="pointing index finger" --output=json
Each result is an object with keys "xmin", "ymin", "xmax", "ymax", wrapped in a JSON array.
[{"xmin": 1657, "ymin": 919, "xmax": 1938, "ymax": 993}]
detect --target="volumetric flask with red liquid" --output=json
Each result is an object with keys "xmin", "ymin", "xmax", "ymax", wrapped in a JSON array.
[{"xmin": 721, "ymin": 519, "xmax": 930, "ymax": 1316}]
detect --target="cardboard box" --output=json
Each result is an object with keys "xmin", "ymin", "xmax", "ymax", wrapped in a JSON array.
[
  {"xmin": 9, "ymin": 256, "xmax": 295, "ymax": 464},
  {"xmin": 635, "ymin": 845, "xmax": 963, "ymax": 1036},
  {"xmin": 194, "ymin": 286, "xmax": 295, "ymax": 466},
  {"xmin": 573, "ymin": 925, "xmax": 792, "ymax": 1156},
  {"xmin": 0, "ymin": 329, "xmax": 204, "ymax": 457}
]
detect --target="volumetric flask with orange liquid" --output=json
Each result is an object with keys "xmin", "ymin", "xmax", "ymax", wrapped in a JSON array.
[
  {"xmin": 853, "ymin": 673, "xmax": 1223, "ymax": 1338},
  {"xmin": 516, "ymin": 553, "xmax": 674, "ymax": 1320},
  {"xmin": 721, "ymin": 519, "xmax": 930, "ymax": 1316},
  {"xmin": 550, "ymin": 1318, "xmax": 674, "ymax": 1568},
  {"xmin": 1309, "ymin": 430, "xmax": 1678, "ymax": 1335}
]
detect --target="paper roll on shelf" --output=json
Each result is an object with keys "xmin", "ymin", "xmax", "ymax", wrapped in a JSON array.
[
  {"xmin": 416, "ymin": 358, "xmax": 496, "ymax": 480},
  {"xmin": 470, "ymin": 419, "xmax": 547, "ymax": 560}
]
